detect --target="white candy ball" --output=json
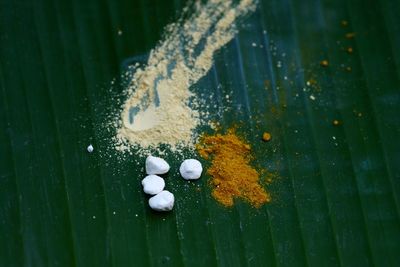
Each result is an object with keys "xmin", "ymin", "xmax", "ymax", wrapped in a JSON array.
[
  {"xmin": 179, "ymin": 159, "xmax": 203, "ymax": 180},
  {"xmin": 145, "ymin": 155, "xmax": 170, "ymax": 175},
  {"xmin": 148, "ymin": 190, "xmax": 175, "ymax": 211},
  {"xmin": 141, "ymin": 175, "xmax": 165, "ymax": 195}
]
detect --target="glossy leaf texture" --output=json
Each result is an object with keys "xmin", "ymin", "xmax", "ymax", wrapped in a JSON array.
[{"xmin": 0, "ymin": 0, "xmax": 399, "ymax": 266}]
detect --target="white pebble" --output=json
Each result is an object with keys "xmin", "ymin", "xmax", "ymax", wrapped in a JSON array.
[
  {"xmin": 179, "ymin": 159, "xmax": 203, "ymax": 180},
  {"xmin": 148, "ymin": 191, "xmax": 174, "ymax": 211},
  {"xmin": 141, "ymin": 175, "xmax": 165, "ymax": 195},
  {"xmin": 145, "ymin": 155, "xmax": 170, "ymax": 174},
  {"xmin": 87, "ymin": 144, "xmax": 94, "ymax": 153}
]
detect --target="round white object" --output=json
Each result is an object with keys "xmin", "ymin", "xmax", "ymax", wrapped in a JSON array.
[
  {"xmin": 141, "ymin": 175, "xmax": 165, "ymax": 195},
  {"xmin": 148, "ymin": 190, "xmax": 174, "ymax": 211},
  {"xmin": 145, "ymin": 155, "xmax": 170, "ymax": 175},
  {"xmin": 87, "ymin": 144, "xmax": 94, "ymax": 153},
  {"xmin": 179, "ymin": 159, "xmax": 203, "ymax": 180}
]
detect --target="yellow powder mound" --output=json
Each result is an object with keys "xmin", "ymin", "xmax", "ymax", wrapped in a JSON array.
[
  {"xmin": 196, "ymin": 129, "xmax": 270, "ymax": 208},
  {"xmin": 115, "ymin": 0, "xmax": 257, "ymax": 154}
]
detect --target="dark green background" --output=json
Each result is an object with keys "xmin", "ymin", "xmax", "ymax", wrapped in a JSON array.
[{"xmin": 1, "ymin": 0, "xmax": 399, "ymax": 266}]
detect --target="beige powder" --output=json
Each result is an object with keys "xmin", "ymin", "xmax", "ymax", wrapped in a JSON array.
[{"xmin": 115, "ymin": 0, "xmax": 257, "ymax": 154}]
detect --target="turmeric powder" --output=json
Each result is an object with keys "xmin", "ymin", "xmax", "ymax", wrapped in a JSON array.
[
  {"xmin": 196, "ymin": 129, "xmax": 270, "ymax": 208},
  {"xmin": 262, "ymin": 132, "xmax": 272, "ymax": 142}
]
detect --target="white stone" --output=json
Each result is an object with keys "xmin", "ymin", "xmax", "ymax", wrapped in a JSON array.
[
  {"xmin": 148, "ymin": 191, "xmax": 174, "ymax": 211},
  {"xmin": 141, "ymin": 175, "xmax": 165, "ymax": 195},
  {"xmin": 179, "ymin": 159, "xmax": 203, "ymax": 180},
  {"xmin": 145, "ymin": 155, "xmax": 170, "ymax": 175},
  {"xmin": 87, "ymin": 144, "xmax": 94, "ymax": 153}
]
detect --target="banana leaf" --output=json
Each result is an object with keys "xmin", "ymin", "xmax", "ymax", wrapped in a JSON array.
[{"xmin": 0, "ymin": 0, "xmax": 399, "ymax": 266}]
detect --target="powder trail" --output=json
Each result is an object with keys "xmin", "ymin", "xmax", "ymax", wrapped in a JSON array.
[{"xmin": 116, "ymin": 0, "xmax": 257, "ymax": 153}]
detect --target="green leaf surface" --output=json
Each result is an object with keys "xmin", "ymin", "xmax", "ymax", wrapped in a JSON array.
[{"xmin": 1, "ymin": 0, "xmax": 399, "ymax": 266}]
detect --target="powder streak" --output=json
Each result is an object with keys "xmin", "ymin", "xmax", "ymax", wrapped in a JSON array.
[{"xmin": 116, "ymin": 0, "xmax": 257, "ymax": 153}]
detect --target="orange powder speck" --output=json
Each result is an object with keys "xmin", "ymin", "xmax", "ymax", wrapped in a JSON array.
[
  {"xmin": 196, "ymin": 129, "xmax": 270, "ymax": 208},
  {"xmin": 262, "ymin": 132, "xmax": 272, "ymax": 142},
  {"xmin": 347, "ymin": 47, "xmax": 353, "ymax": 53},
  {"xmin": 345, "ymin": 32, "xmax": 356, "ymax": 39}
]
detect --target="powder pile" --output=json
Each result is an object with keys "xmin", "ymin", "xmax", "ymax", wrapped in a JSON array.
[
  {"xmin": 115, "ymin": 0, "xmax": 257, "ymax": 154},
  {"xmin": 196, "ymin": 129, "xmax": 270, "ymax": 207}
]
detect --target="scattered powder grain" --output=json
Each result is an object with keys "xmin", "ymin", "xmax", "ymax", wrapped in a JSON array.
[
  {"xmin": 320, "ymin": 60, "xmax": 329, "ymax": 67},
  {"xmin": 262, "ymin": 132, "xmax": 271, "ymax": 142},
  {"xmin": 114, "ymin": 0, "xmax": 257, "ymax": 154},
  {"xmin": 196, "ymin": 129, "xmax": 270, "ymax": 208},
  {"xmin": 341, "ymin": 20, "xmax": 348, "ymax": 27},
  {"xmin": 345, "ymin": 32, "xmax": 356, "ymax": 39},
  {"xmin": 347, "ymin": 47, "xmax": 353, "ymax": 54}
]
